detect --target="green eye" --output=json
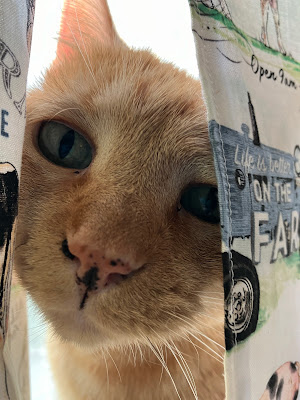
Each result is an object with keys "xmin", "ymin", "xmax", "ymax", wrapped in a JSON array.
[
  {"xmin": 180, "ymin": 184, "xmax": 220, "ymax": 224},
  {"xmin": 38, "ymin": 121, "xmax": 93, "ymax": 169}
]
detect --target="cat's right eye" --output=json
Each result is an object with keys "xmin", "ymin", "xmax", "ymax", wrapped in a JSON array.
[{"xmin": 38, "ymin": 121, "xmax": 93, "ymax": 169}]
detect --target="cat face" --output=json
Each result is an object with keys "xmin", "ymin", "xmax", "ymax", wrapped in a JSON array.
[{"xmin": 15, "ymin": 0, "xmax": 222, "ymax": 349}]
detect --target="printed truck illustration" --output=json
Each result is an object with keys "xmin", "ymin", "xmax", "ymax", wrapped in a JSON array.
[{"xmin": 210, "ymin": 93, "xmax": 300, "ymax": 350}]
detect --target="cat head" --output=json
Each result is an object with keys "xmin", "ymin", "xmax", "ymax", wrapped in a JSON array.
[{"xmin": 15, "ymin": 0, "xmax": 222, "ymax": 349}]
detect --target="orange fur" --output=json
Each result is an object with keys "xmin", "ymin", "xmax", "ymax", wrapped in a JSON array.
[{"xmin": 15, "ymin": 0, "xmax": 225, "ymax": 398}]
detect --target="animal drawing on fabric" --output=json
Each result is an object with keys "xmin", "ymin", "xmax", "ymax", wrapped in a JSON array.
[
  {"xmin": 260, "ymin": 362, "xmax": 300, "ymax": 400},
  {"xmin": 14, "ymin": 0, "xmax": 225, "ymax": 399},
  {"xmin": 260, "ymin": 0, "xmax": 286, "ymax": 55},
  {"xmin": 195, "ymin": 0, "xmax": 231, "ymax": 19},
  {"xmin": 26, "ymin": 0, "xmax": 35, "ymax": 52},
  {"xmin": 0, "ymin": 163, "xmax": 18, "ymax": 338},
  {"xmin": 0, "ymin": 38, "xmax": 26, "ymax": 115},
  {"xmin": 0, "ymin": 40, "xmax": 21, "ymax": 101}
]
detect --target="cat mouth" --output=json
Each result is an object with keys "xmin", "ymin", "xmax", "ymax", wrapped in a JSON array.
[{"xmin": 78, "ymin": 272, "xmax": 131, "ymax": 309}]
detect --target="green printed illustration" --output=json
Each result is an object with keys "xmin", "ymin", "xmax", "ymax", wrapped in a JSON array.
[
  {"xmin": 189, "ymin": 0, "xmax": 300, "ymax": 85},
  {"xmin": 258, "ymin": 252, "xmax": 300, "ymax": 332}
]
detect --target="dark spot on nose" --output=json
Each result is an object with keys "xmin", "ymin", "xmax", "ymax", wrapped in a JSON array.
[
  {"xmin": 61, "ymin": 239, "xmax": 75, "ymax": 260},
  {"xmin": 293, "ymin": 390, "xmax": 299, "ymax": 400},
  {"xmin": 110, "ymin": 260, "xmax": 117, "ymax": 266},
  {"xmin": 290, "ymin": 362, "xmax": 297, "ymax": 372},
  {"xmin": 276, "ymin": 379, "xmax": 284, "ymax": 399},
  {"xmin": 267, "ymin": 372, "xmax": 278, "ymax": 397},
  {"xmin": 79, "ymin": 266, "xmax": 99, "ymax": 291}
]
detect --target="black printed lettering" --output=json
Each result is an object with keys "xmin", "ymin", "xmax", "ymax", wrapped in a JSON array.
[
  {"xmin": 251, "ymin": 54, "xmax": 297, "ymax": 89},
  {"xmin": 1, "ymin": 110, "xmax": 9, "ymax": 137}
]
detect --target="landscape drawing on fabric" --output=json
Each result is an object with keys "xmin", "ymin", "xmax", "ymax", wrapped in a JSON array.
[
  {"xmin": 210, "ymin": 93, "xmax": 300, "ymax": 351},
  {"xmin": 189, "ymin": 0, "xmax": 300, "ymax": 86}
]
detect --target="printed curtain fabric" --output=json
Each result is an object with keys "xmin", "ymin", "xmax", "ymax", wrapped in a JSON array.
[
  {"xmin": 0, "ymin": 1, "xmax": 34, "ymax": 399},
  {"xmin": 189, "ymin": 0, "xmax": 300, "ymax": 399}
]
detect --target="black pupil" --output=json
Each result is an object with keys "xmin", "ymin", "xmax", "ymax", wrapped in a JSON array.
[
  {"xmin": 59, "ymin": 130, "xmax": 75, "ymax": 159},
  {"xmin": 180, "ymin": 185, "xmax": 220, "ymax": 224}
]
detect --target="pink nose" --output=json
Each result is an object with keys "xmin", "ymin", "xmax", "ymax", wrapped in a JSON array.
[{"xmin": 64, "ymin": 239, "xmax": 135, "ymax": 295}]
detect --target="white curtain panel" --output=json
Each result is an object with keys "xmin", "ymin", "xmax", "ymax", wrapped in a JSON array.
[
  {"xmin": 189, "ymin": 0, "xmax": 300, "ymax": 399},
  {"xmin": 0, "ymin": 1, "xmax": 34, "ymax": 399}
]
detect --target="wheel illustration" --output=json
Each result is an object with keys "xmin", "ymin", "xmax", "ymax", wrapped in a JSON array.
[
  {"xmin": 222, "ymin": 251, "xmax": 260, "ymax": 351},
  {"xmin": 294, "ymin": 145, "xmax": 300, "ymax": 177}
]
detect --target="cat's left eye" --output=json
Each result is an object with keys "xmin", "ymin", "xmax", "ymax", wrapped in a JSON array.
[
  {"xmin": 38, "ymin": 121, "xmax": 93, "ymax": 169},
  {"xmin": 180, "ymin": 184, "xmax": 220, "ymax": 224}
]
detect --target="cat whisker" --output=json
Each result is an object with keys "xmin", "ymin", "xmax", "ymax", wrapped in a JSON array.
[
  {"xmin": 147, "ymin": 327, "xmax": 198, "ymax": 400},
  {"xmin": 136, "ymin": 342, "xmax": 145, "ymax": 364},
  {"xmin": 197, "ymin": 311, "xmax": 224, "ymax": 322},
  {"xmin": 201, "ymin": 291, "xmax": 224, "ymax": 294},
  {"xmin": 188, "ymin": 331, "xmax": 224, "ymax": 360},
  {"xmin": 198, "ymin": 295, "xmax": 224, "ymax": 302},
  {"xmin": 195, "ymin": 294, "xmax": 223, "ymax": 300},
  {"xmin": 145, "ymin": 336, "xmax": 182, "ymax": 400},
  {"xmin": 164, "ymin": 311, "xmax": 225, "ymax": 360},
  {"xmin": 201, "ymin": 300, "xmax": 225, "ymax": 308},
  {"xmin": 182, "ymin": 332, "xmax": 200, "ymax": 362},
  {"xmin": 65, "ymin": 20, "xmax": 98, "ymax": 88},
  {"xmin": 107, "ymin": 350, "xmax": 122, "ymax": 383},
  {"xmin": 48, "ymin": 107, "xmax": 81, "ymax": 121},
  {"xmin": 169, "ymin": 312, "xmax": 225, "ymax": 351},
  {"xmin": 128, "ymin": 343, "xmax": 137, "ymax": 367},
  {"xmin": 167, "ymin": 328, "xmax": 203, "ymax": 363},
  {"xmin": 181, "ymin": 332, "xmax": 224, "ymax": 365},
  {"xmin": 156, "ymin": 344, "xmax": 169, "ymax": 385},
  {"xmin": 72, "ymin": 0, "xmax": 100, "ymax": 87},
  {"xmin": 192, "ymin": 328, "xmax": 225, "ymax": 351},
  {"xmin": 168, "ymin": 311, "xmax": 223, "ymax": 335},
  {"xmin": 102, "ymin": 351, "xmax": 110, "ymax": 392},
  {"xmin": 168, "ymin": 339, "xmax": 198, "ymax": 400},
  {"xmin": 28, "ymin": 330, "xmax": 48, "ymax": 344},
  {"xmin": 158, "ymin": 355, "xmax": 164, "ymax": 385}
]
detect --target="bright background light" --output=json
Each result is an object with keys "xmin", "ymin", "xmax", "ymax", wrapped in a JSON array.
[
  {"xmin": 28, "ymin": 0, "xmax": 199, "ymax": 88},
  {"xmin": 27, "ymin": 1, "xmax": 199, "ymax": 399}
]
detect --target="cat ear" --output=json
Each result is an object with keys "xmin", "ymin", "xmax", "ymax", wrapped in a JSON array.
[{"xmin": 56, "ymin": 0, "xmax": 123, "ymax": 60}]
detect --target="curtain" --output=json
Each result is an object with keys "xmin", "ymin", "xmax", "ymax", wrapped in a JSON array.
[
  {"xmin": 0, "ymin": 1, "xmax": 35, "ymax": 399},
  {"xmin": 189, "ymin": 0, "xmax": 300, "ymax": 398}
]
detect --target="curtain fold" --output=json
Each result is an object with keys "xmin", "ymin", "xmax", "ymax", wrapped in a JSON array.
[
  {"xmin": 0, "ymin": 1, "xmax": 35, "ymax": 399},
  {"xmin": 189, "ymin": 0, "xmax": 300, "ymax": 398}
]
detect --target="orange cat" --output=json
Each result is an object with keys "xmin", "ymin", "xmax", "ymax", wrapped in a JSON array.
[{"xmin": 15, "ymin": 0, "xmax": 225, "ymax": 398}]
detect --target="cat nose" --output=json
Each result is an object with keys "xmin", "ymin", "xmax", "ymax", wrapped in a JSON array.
[{"xmin": 61, "ymin": 239, "xmax": 135, "ymax": 292}]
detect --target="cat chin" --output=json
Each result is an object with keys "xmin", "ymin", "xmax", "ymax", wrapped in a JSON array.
[
  {"xmin": 44, "ymin": 295, "xmax": 178, "ymax": 352},
  {"xmin": 47, "ymin": 314, "xmax": 148, "ymax": 353},
  {"xmin": 45, "ymin": 309, "xmax": 117, "ymax": 350}
]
